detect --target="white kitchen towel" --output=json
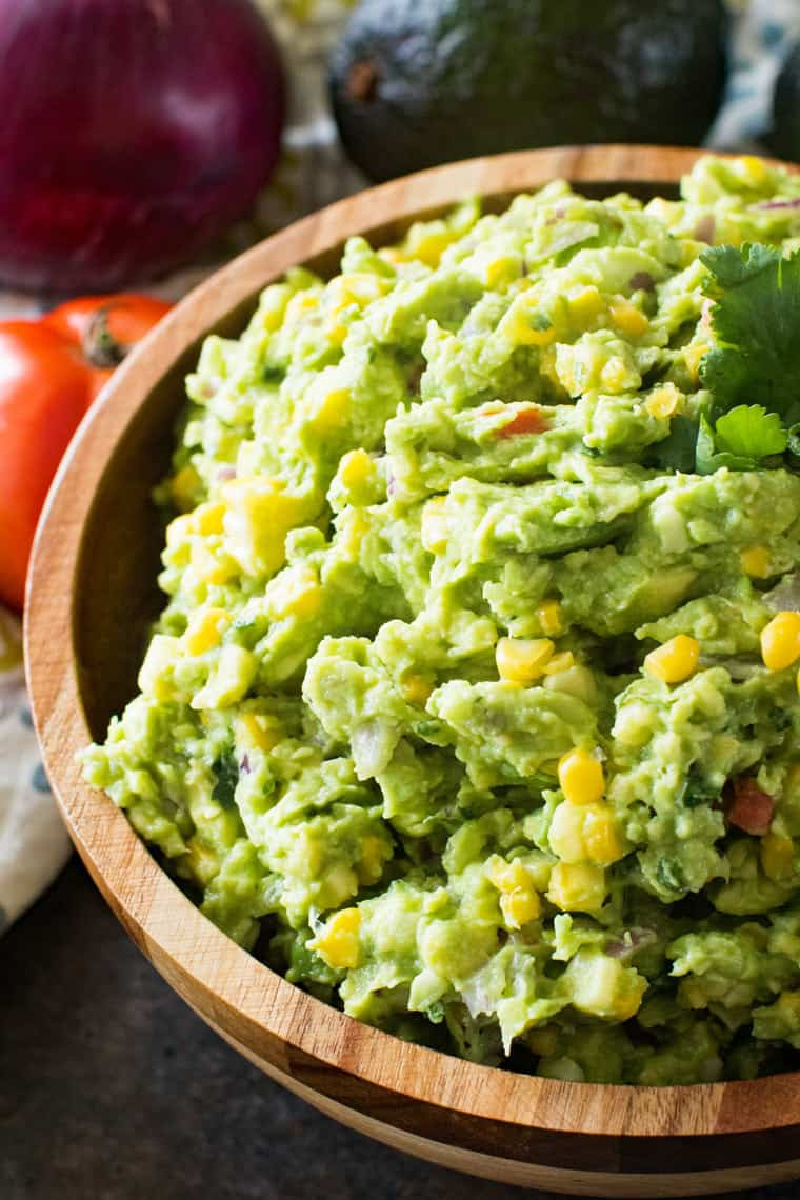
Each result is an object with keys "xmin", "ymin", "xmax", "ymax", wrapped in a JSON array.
[{"xmin": 2, "ymin": 0, "xmax": 798, "ymax": 931}]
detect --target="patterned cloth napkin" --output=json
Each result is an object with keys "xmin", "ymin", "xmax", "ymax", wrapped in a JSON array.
[{"xmin": 2, "ymin": 0, "xmax": 799, "ymax": 932}]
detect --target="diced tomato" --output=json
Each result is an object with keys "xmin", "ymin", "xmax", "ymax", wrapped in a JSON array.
[
  {"xmin": 724, "ymin": 778, "xmax": 775, "ymax": 836},
  {"xmin": 497, "ymin": 407, "xmax": 549, "ymax": 438}
]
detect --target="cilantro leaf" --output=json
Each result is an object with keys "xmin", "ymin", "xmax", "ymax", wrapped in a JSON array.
[
  {"xmin": 715, "ymin": 405, "xmax": 787, "ymax": 458},
  {"xmin": 649, "ymin": 414, "xmax": 699, "ymax": 473},
  {"xmin": 700, "ymin": 243, "xmax": 800, "ymax": 425},
  {"xmin": 212, "ymin": 750, "xmax": 239, "ymax": 810}
]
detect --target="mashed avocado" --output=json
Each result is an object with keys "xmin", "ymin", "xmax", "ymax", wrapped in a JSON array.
[{"xmin": 84, "ymin": 156, "xmax": 800, "ymax": 1084}]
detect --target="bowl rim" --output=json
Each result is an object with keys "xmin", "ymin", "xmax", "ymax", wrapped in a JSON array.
[{"xmin": 25, "ymin": 143, "xmax": 800, "ymax": 1145}]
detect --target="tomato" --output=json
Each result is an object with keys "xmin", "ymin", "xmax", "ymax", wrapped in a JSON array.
[
  {"xmin": 497, "ymin": 406, "xmax": 549, "ymax": 438},
  {"xmin": 0, "ymin": 294, "xmax": 171, "ymax": 612},
  {"xmin": 724, "ymin": 777, "xmax": 775, "ymax": 837}
]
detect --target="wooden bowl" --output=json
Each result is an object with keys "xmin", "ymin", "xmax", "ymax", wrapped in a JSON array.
[{"xmin": 26, "ymin": 145, "xmax": 800, "ymax": 1197}]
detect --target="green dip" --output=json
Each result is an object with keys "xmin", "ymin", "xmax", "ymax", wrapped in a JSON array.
[{"xmin": 84, "ymin": 156, "xmax": 800, "ymax": 1085}]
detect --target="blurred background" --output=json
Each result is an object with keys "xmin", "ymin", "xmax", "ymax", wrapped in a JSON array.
[{"xmin": 3, "ymin": 2, "xmax": 800, "ymax": 1197}]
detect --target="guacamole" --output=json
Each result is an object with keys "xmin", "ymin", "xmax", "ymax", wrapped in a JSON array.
[{"xmin": 84, "ymin": 156, "xmax": 800, "ymax": 1085}]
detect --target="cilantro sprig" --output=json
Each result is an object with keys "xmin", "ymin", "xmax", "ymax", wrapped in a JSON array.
[{"xmin": 654, "ymin": 242, "xmax": 800, "ymax": 474}]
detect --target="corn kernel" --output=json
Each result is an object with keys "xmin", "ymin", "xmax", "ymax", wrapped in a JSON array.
[
  {"xmin": 761, "ymin": 612, "xmax": 800, "ymax": 671},
  {"xmin": 171, "ymin": 465, "xmax": 201, "ymax": 512},
  {"xmin": 378, "ymin": 247, "xmax": 404, "ymax": 266},
  {"xmin": 407, "ymin": 229, "xmax": 451, "ymax": 268},
  {"xmin": 183, "ymin": 608, "xmax": 229, "ymax": 656},
  {"xmin": 761, "ymin": 834, "xmax": 795, "ymax": 881},
  {"xmin": 599, "ymin": 357, "xmax": 628, "ymax": 391},
  {"xmin": 567, "ymin": 286, "xmax": 605, "ymax": 324},
  {"xmin": 644, "ymin": 384, "xmax": 681, "ymax": 420},
  {"xmin": 310, "ymin": 387, "xmax": 351, "ymax": 434},
  {"xmin": 558, "ymin": 748, "xmax": 605, "ymax": 806},
  {"xmin": 338, "ymin": 448, "xmax": 376, "ymax": 491},
  {"xmin": 609, "ymin": 298, "xmax": 649, "ymax": 339},
  {"xmin": 285, "ymin": 291, "xmax": 320, "ymax": 325},
  {"xmin": 192, "ymin": 542, "xmax": 238, "ymax": 585},
  {"xmin": 222, "ymin": 477, "xmax": 318, "ymax": 578},
  {"xmin": 421, "ymin": 497, "xmax": 450, "ymax": 554},
  {"xmin": 266, "ymin": 564, "xmax": 323, "ymax": 621},
  {"xmin": 193, "ymin": 502, "xmax": 226, "ymax": 537},
  {"xmin": 488, "ymin": 860, "xmax": 542, "ymax": 929},
  {"xmin": 547, "ymin": 862, "xmax": 607, "ymax": 913},
  {"xmin": 495, "ymin": 637, "xmax": 555, "ymax": 684},
  {"xmin": 537, "ymin": 599, "xmax": 563, "ymax": 637},
  {"xmin": 484, "ymin": 256, "xmax": 519, "ymax": 290},
  {"xmin": 549, "ymin": 801, "xmax": 624, "ymax": 866},
  {"xmin": 643, "ymin": 635, "xmax": 700, "ymax": 684},
  {"xmin": 741, "ymin": 546, "xmax": 770, "ymax": 579},
  {"xmin": 542, "ymin": 651, "xmax": 576, "ymax": 676},
  {"xmin": 738, "ymin": 155, "xmax": 768, "ymax": 185},
  {"xmin": 401, "ymin": 673, "xmax": 435, "ymax": 706},
  {"xmin": 236, "ymin": 712, "xmax": 284, "ymax": 754},
  {"xmin": 314, "ymin": 907, "xmax": 361, "ymax": 969},
  {"xmin": 683, "ymin": 341, "xmax": 710, "ymax": 383}
]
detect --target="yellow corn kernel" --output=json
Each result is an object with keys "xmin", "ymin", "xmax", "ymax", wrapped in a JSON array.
[
  {"xmin": 567, "ymin": 285, "xmax": 605, "ymax": 324},
  {"xmin": 488, "ymin": 860, "xmax": 542, "ymax": 929},
  {"xmin": 506, "ymin": 307, "xmax": 558, "ymax": 346},
  {"xmin": 537, "ymin": 599, "xmax": 563, "ymax": 637},
  {"xmin": 327, "ymin": 322, "xmax": 348, "ymax": 346},
  {"xmin": 192, "ymin": 502, "xmax": 225, "ymax": 537},
  {"xmin": 761, "ymin": 834, "xmax": 795, "ymax": 881},
  {"xmin": 558, "ymin": 748, "xmax": 605, "ymax": 806},
  {"xmin": 599, "ymin": 357, "xmax": 628, "ymax": 391},
  {"xmin": 310, "ymin": 387, "xmax": 351, "ymax": 434},
  {"xmin": 338, "ymin": 448, "xmax": 376, "ymax": 491},
  {"xmin": 484, "ymin": 256, "xmax": 519, "ymax": 290},
  {"xmin": 421, "ymin": 497, "xmax": 450, "ymax": 554},
  {"xmin": 527, "ymin": 1026, "xmax": 559, "ymax": 1057},
  {"xmin": 683, "ymin": 340, "xmax": 710, "ymax": 383},
  {"xmin": 643, "ymin": 635, "xmax": 700, "ymax": 684},
  {"xmin": 407, "ymin": 229, "xmax": 451, "ymax": 268},
  {"xmin": 222, "ymin": 477, "xmax": 317, "ymax": 578},
  {"xmin": 549, "ymin": 801, "xmax": 624, "ymax": 866},
  {"xmin": 496, "ymin": 637, "xmax": 555, "ymax": 684},
  {"xmin": 171, "ymin": 464, "xmax": 201, "ymax": 511},
  {"xmin": 547, "ymin": 862, "xmax": 607, "ymax": 913},
  {"xmin": 266, "ymin": 564, "xmax": 323, "ymax": 621},
  {"xmin": 378, "ymin": 247, "xmax": 404, "ymax": 266},
  {"xmin": 609, "ymin": 298, "xmax": 649, "ymax": 339},
  {"xmin": 761, "ymin": 611, "xmax": 800, "ymax": 671},
  {"xmin": 166, "ymin": 512, "xmax": 196, "ymax": 549},
  {"xmin": 738, "ymin": 155, "xmax": 768, "ymax": 185},
  {"xmin": 741, "ymin": 545, "xmax": 770, "ymax": 579},
  {"xmin": 357, "ymin": 836, "xmax": 388, "ymax": 886},
  {"xmin": 192, "ymin": 542, "xmax": 238, "ymax": 585},
  {"xmin": 183, "ymin": 608, "xmax": 229, "ymax": 656},
  {"xmin": 315, "ymin": 907, "xmax": 362, "ymax": 969},
  {"xmin": 542, "ymin": 651, "xmax": 576, "ymax": 676},
  {"xmin": 236, "ymin": 712, "xmax": 284, "ymax": 754},
  {"xmin": 401, "ymin": 673, "xmax": 435, "ymax": 706},
  {"xmin": 644, "ymin": 384, "xmax": 681, "ymax": 420}
]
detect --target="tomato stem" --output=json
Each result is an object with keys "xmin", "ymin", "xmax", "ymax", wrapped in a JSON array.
[{"xmin": 83, "ymin": 306, "xmax": 128, "ymax": 369}]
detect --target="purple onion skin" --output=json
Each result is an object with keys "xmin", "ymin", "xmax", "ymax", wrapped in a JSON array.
[{"xmin": 0, "ymin": 0, "xmax": 285, "ymax": 291}]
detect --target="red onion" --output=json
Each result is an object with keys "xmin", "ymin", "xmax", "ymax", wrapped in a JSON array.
[
  {"xmin": 751, "ymin": 198, "xmax": 800, "ymax": 212},
  {"xmin": 0, "ymin": 0, "xmax": 285, "ymax": 291}
]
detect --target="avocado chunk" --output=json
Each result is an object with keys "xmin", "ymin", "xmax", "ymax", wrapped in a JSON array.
[
  {"xmin": 329, "ymin": 0, "xmax": 729, "ymax": 183},
  {"xmin": 772, "ymin": 42, "xmax": 800, "ymax": 163}
]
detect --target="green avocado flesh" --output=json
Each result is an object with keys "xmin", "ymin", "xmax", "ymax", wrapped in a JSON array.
[{"xmin": 84, "ymin": 156, "xmax": 800, "ymax": 1085}]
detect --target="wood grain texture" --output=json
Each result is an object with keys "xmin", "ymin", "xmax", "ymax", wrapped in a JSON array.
[{"xmin": 24, "ymin": 145, "xmax": 800, "ymax": 1196}]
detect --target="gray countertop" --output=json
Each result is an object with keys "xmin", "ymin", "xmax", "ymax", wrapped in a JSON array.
[{"xmin": 1, "ymin": 858, "xmax": 798, "ymax": 1200}]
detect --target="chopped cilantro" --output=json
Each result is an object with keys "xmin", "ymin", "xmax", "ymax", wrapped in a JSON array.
[{"xmin": 212, "ymin": 750, "xmax": 239, "ymax": 810}]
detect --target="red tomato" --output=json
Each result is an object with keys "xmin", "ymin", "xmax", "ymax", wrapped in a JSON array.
[
  {"xmin": 0, "ymin": 294, "xmax": 171, "ymax": 612},
  {"xmin": 497, "ymin": 406, "xmax": 549, "ymax": 438},
  {"xmin": 724, "ymin": 778, "xmax": 775, "ymax": 837}
]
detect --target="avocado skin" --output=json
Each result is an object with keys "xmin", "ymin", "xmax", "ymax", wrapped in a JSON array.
[
  {"xmin": 773, "ymin": 43, "xmax": 800, "ymax": 163},
  {"xmin": 329, "ymin": 0, "xmax": 728, "ymax": 183}
]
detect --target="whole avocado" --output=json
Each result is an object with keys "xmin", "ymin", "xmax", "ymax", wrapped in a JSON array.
[
  {"xmin": 329, "ymin": 0, "xmax": 728, "ymax": 183},
  {"xmin": 773, "ymin": 42, "xmax": 800, "ymax": 163}
]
